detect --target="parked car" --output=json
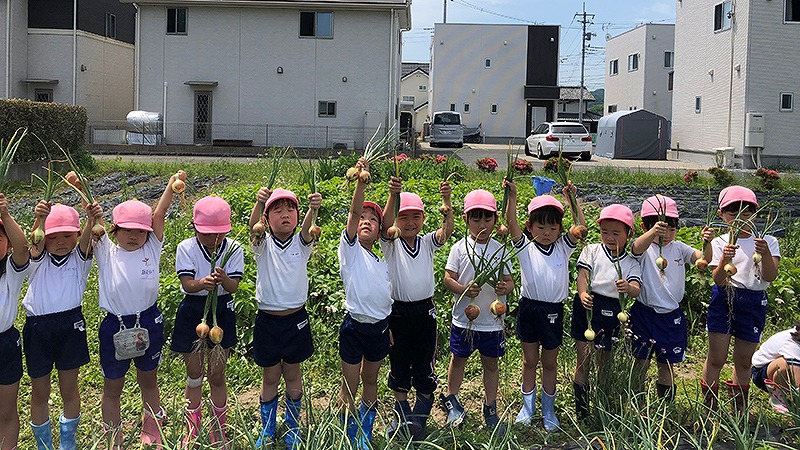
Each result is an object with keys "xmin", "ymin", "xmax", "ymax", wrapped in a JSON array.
[
  {"xmin": 525, "ymin": 122, "xmax": 593, "ymax": 160},
  {"xmin": 430, "ymin": 111, "xmax": 463, "ymax": 148},
  {"xmin": 462, "ymin": 123, "xmax": 483, "ymax": 143}
]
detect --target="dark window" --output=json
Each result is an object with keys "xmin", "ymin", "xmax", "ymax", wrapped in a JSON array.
[
  {"xmin": 34, "ymin": 89, "xmax": 53, "ymax": 103},
  {"xmin": 552, "ymin": 125, "xmax": 588, "ymax": 134},
  {"xmin": 491, "ymin": 104, "xmax": 498, "ymax": 114},
  {"xmin": 485, "ymin": 58, "xmax": 491, "ymax": 68},
  {"xmin": 695, "ymin": 96, "xmax": 702, "ymax": 113},
  {"xmin": 780, "ymin": 93, "xmax": 793, "ymax": 111},
  {"xmin": 464, "ymin": 103, "xmax": 470, "ymax": 113},
  {"xmin": 787, "ymin": 0, "xmax": 800, "ymax": 22},
  {"xmin": 318, "ymin": 101, "xmax": 336, "ymax": 117},
  {"xmin": 664, "ymin": 51, "xmax": 674, "ymax": 68},
  {"xmin": 608, "ymin": 104, "xmax": 617, "ymax": 113},
  {"xmin": 668, "ymin": 72, "xmax": 674, "ymax": 91},
  {"xmin": 433, "ymin": 112, "xmax": 460, "ymax": 125},
  {"xmin": 609, "ymin": 59, "xmax": 618, "ymax": 75},
  {"xmin": 300, "ymin": 12, "xmax": 333, "ymax": 38},
  {"xmin": 167, "ymin": 8, "xmax": 187, "ymax": 34},
  {"xmin": 628, "ymin": 54, "xmax": 639, "ymax": 71},
  {"xmin": 714, "ymin": 1, "xmax": 732, "ymax": 32},
  {"xmin": 105, "ymin": 13, "xmax": 116, "ymax": 39},
  {"xmin": 449, "ymin": 103, "xmax": 456, "ymax": 111}
]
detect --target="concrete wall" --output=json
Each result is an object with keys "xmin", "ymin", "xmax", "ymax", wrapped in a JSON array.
[
  {"xmin": 0, "ymin": 0, "xmax": 29, "ymax": 99},
  {"xmin": 641, "ymin": 24, "xmax": 674, "ymax": 120}
]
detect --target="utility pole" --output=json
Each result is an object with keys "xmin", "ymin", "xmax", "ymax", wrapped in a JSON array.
[{"xmin": 575, "ymin": 2, "xmax": 594, "ymax": 125}]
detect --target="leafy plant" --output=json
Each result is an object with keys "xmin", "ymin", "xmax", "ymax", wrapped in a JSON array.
[
  {"xmin": 683, "ymin": 170, "xmax": 699, "ymax": 184},
  {"xmin": 755, "ymin": 167, "xmax": 781, "ymax": 190},
  {"xmin": 708, "ymin": 166, "xmax": 735, "ymax": 187},
  {"xmin": 543, "ymin": 156, "xmax": 570, "ymax": 174},
  {"xmin": 513, "ymin": 158, "xmax": 533, "ymax": 175},
  {"xmin": 476, "ymin": 156, "xmax": 498, "ymax": 173}
]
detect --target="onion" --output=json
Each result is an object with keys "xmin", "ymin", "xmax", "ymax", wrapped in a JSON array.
[
  {"xmin": 65, "ymin": 171, "xmax": 81, "ymax": 189},
  {"xmin": 752, "ymin": 253, "xmax": 762, "ymax": 264},
  {"xmin": 617, "ymin": 311, "xmax": 629, "ymax": 323},
  {"xmin": 584, "ymin": 328, "xmax": 596, "ymax": 341},
  {"xmin": 495, "ymin": 224, "xmax": 509, "ymax": 238},
  {"xmin": 196, "ymin": 322, "xmax": 210, "ymax": 339},
  {"xmin": 695, "ymin": 258, "xmax": 708, "ymax": 271},
  {"xmin": 655, "ymin": 256, "xmax": 668, "ymax": 270},
  {"xmin": 464, "ymin": 303, "xmax": 480, "ymax": 321},
  {"xmin": 570, "ymin": 225, "xmax": 588, "ymax": 240},
  {"xmin": 92, "ymin": 223, "xmax": 106, "ymax": 238},
  {"xmin": 345, "ymin": 167, "xmax": 359, "ymax": 182},
  {"xmin": 176, "ymin": 170, "xmax": 187, "ymax": 182},
  {"xmin": 172, "ymin": 179, "xmax": 186, "ymax": 194},
  {"xmin": 724, "ymin": 263, "xmax": 738, "ymax": 276},
  {"xmin": 489, "ymin": 300, "xmax": 506, "ymax": 316},
  {"xmin": 358, "ymin": 170, "xmax": 372, "ymax": 184},
  {"xmin": 386, "ymin": 225, "xmax": 401, "ymax": 240},
  {"xmin": 31, "ymin": 227, "xmax": 45, "ymax": 244},
  {"xmin": 252, "ymin": 221, "xmax": 266, "ymax": 237},
  {"xmin": 439, "ymin": 204, "xmax": 451, "ymax": 215},
  {"xmin": 209, "ymin": 326, "xmax": 224, "ymax": 344},
  {"xmin": 309, "ymin": 225, "xmax": 322, "ymax": 240}
]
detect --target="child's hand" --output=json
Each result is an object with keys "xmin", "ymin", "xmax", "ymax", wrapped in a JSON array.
[
  {"xmin": 0, "ymin": 194, "xmax": 8, "ymax": 216},
  {"xmin": 701, "ymin": 226, "xmax": 715, "ymax": 242},
  {"xmin": 503, "ymin": 178, "xmax": 517, "ymax": 195},
  {"xmin": 580, "ymin": 291, "xmax": 594, "ymax": 310},
  {"xmin": 256, "ymin": 187, "xmax": 271, "ymax": 204},
  {"xmin": 439, "ymin": 181, "xmax": 452, "ymax": 201},
  {"xmin": 754, "ymin": 238, "xmax": 770, "ymax": 257},
  {"xmin": 388, "ymin": 176, "xmax": 402, "ymax": 194},
  {"xmin": 562, "ymin": 181, "xmax": 577, "ymax": 199},
  {"xmin": 464, "ymin": 281, "xmax": 481, "ymax": 299},
  {"xmin": 652, "ymin": 221, "xmax": 668, "ymax": 237},
  {"xmin": 356, "ymin": 157, "xmax": 368, "ymax": 171},
  {"xmin": 494, "ymin": 280, "xmax": 509, "ymax": 296},
  {"xmin": 201, "ymin": 275, "xmax": 218, "ymax": 291},
  {"xmin": 615, "ymin": 279, "xmax": 630, "ymax": 294},
  {"xmin": 34, "ymin": 200, "xmax": 52, "ymax": 217},
  {"xmin": 722, "ymin": 243, "xmax": 738, "ymax": 260},
  {"xmin": 308, "ymin": 193, "xmax": 322, "ymax": 211},
  {"xmin": 86, "ymin": 201, "xmax": 103, "ymax": 220},
  {"xmin": 213, "ymin": 267, "xmax": 230, "ymax": 284}
]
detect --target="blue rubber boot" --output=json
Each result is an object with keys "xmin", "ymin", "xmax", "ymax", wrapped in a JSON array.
[
  {"xmin": 255, "ymin": 395, "xmax": 278, "ymax": 448},
  {"xmin": 410, "ymin": 392, "xmax": 434, "ymax": 440},
  {"xmin": 541, "ymin": 388, "xmax": 560, "ymax": 432},
  {"xmin": 31, "ymin": 419, "xmax": 54, "ymax": 450},
  {"xmin": 284, "ymin": 395, "xmax": 302, "ymax": 450},
  {"xmin": 386, "ymin": 400, "xmax": 411, "ymax": 438},
  {"xmin": 357, "ymin": 401, "xmax": 377, "ymax": 450},
  {"xmin": 343, "ymin": 413, "xmax": 359, "ymax": 448},
  {"xmin": 58, "ymin": 415, "xmax": 80, "ymax": 450}
]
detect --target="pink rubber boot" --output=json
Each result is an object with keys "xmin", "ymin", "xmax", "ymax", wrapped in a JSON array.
[
  {"xmin": 182, "ymin": 405, "xmax": 202, "ymax": 448},
  {"xmin": 141, "ymin": 408, "xmax": 165, "ymax": 447},
  {"xmin": 209, "ymin": 399, "xmax": 230, "ymax": 449}
]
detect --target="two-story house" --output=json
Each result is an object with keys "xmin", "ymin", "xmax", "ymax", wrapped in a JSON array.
[
  {"xmin": 604, "ymin": 23, "xmax": 674, "ymax": 121},
  {"xmin": 1, "ymin": 0, "xmax": 135, "ymax": 121},
  {"xmin": 430, "ymin": 23, "xmax": 560, "ymax": 143},
  {"xmin": 126, "ymin": 0, "xmax": 411, "ymax": 148},
  {"xmin": 400, "ymin": 62, "xmax": 429, "ymax": 135},
  {"xmin": 672, "ymin": 0, "xmax": 800, "ymax": 168}
]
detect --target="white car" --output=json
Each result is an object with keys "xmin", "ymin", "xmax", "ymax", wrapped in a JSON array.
[{"xmin": 525, "ymin": 122, "xmax": 593, "ymax": 161}]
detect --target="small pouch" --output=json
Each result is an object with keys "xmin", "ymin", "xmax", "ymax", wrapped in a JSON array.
[{"xmin": 112, "ymin": 312, "xmax": 150, "ymax": 360}]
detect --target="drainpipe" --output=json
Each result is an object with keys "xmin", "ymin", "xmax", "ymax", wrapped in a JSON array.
[
  {"xmin": 5, "ymin": 0, "xmax": 11, "ymax": 98},
  {"xmin": 388, "ymin": 9, "xmax": 396, "ymax": 132},
  {"xmin": 72, "ymin": 0, "xmax": 77, "ymax": 105},
  {"xmin": 726, "ymin": 1, "xmax": 736, "ymax": 150},
  {"xmin": 134, "ymin": 3, "xmax": 140, "ymax": 110},
  {"xmin": 163, "ymin": 82, "xmax": 167, "ymax": 142}
]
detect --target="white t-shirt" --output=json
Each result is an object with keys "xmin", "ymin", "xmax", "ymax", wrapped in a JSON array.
[
  {"xmin": 752, "ymin": 328, "xmax": 800, "ymax": 368},
  {"xmin": 338, "ymin": 230, "xmax": 392, "ymax": 323},
  {"xmin": 515, "ymin": 234, "xmax": 576, "ymax": 303},
  {"xmin": 632, "ymin": 240, "xmax": 697, "ymax": 313},
  {"xmin": 576, "ymin": 243, "xmax": 642, "ymax": 299},
  {"xmin": 176, "ymin": 237, "xmax": 244, "ymax": 296},
  {"xmin": 95, "ymin": 232, "xmax": 162, "ymax": 316},
  {"xmin": 252, "ymin": 232, "xmax": 313, "ymax": 311},
  {"xmin": 710, "ymin": 234, "xmax": 780, "ymax": 291},
  {"xmin": 380, "ymin": 231, "xmax": 443, "ymax": 302},
  {"xmin": 22, "ymin": 249, "xmax": 93, "ymax": 316},
  {"xmin": 445, "ymin": 236, "xmax": 512, "ymax": 332},
  {"xmin": 0, "ymin": 257, "xmax": 31, "ymax": 332}
]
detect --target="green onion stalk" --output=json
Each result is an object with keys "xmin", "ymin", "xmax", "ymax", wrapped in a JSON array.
[
  {"xmin": 614, "ymin": 245, "xmax": 629, "ymax": 324},
  {"xmin": 344, "ymin": 125, "xmax": 396, "ymax": 185},
  {"xmin": 386, "ymin": 146, "xmax": 402, "ymax": 240},
  {"xmin": 56, "ymin": 143, "xmax": 107, "ymax": 239},
  {"xmin": 645, "ymin": 195, "xmax": 668, "ymax": 273},
  {"xmin": 695, "ymin": 186, "xmax": 717, "ymax": 271},
  {"xmin": 30, "ymin": 158, "xmax": 62, "ymax": 245},
  {"xmin": 554, "ymin": 147, "xmax": 587, "ymax": 240},
  {"xmin": 0, "ymin": 127, "xmax": 26, "ymax": 193},
  {"xmin": 584, "ymin": 268, "xmax": 595, "ymax": 341},
  {"xmin": 297, "ymin": 154, "xmax": 321, "ymax": 240},
  {"xmin": 496, "ymin": 144, "xmax": 516, "ymax": 240}
]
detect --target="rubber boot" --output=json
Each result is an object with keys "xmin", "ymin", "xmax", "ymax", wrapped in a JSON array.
[
  {"xmin": 410, "ymin": 392, "xmax": 434, "ymax": 440},
  {"xmin": 386, "ymin": 400, "xmax": 412, "ymax": 437},
  {"xmin": 31, "ymin": 419, "xmax": 54, "ymax": 450},
  {"xmin": 140, "ymin": 408, "xmax": 164, "ymax": 447},
  {"xmin": 764, "ymin": 379, "xmax": 789, "ymax": 414},
  {"xmin": 514, "ymin": 386, "xmax": 536, "ymax": 425},
  {"xmin": 541, "ymin": 388, "xmax": 560, "ymax": 432},
  {"xmin": 58, "ymin": 415, "xmax": 80, "ymax": 450},
  {"xmin": 440, "ymin": 393, "xmax": 466, "ymax": 428},
  {"xmin": 284, "ymin": 394, "xmax": 302, "ymax": 450},
  {"xmin": 343, "ymin": 414, "xmax": 359, "ymax": 448},
  {"xmin": 209, "ymin": 399, "xmax": 229, "ymax": 449},
  {"xmin": 700, "ymin": 379, "xmax": 718, "ymax": 411},
  {"xmin": 573, "ymin": 382, "xmax": 590, "ymax": 420},
  {"xmin": 255, "ymin": 395, "xmax": 278, "ymax": 448},
  {"xmin": 725, "ymin": 380, "xmax": 749, "ymax": 416},
  {"xmin": 103, "ymin": 423, "xmax": 122, "ymax": 450},
  {"xmin": 182, "ymin": 405, "xmax": 202, "ymax": 448},
  {"xmin": 482, "ymin": 400, "xmax": 506, "ymax": 437},
  {"xmin": 656, "ymin": 383, "xmax": 676, "ymax": 402},
  {"xmin": 357, "ymin": 401, "xmax": 377, "ymax": 450}
]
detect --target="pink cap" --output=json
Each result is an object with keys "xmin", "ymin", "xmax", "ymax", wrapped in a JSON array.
[
  {"xmin": 193, "ymin": 195, "xmax": 232, "ymax": 234},
  {"xmin": 641, "ymin": 195, "xmax": 679, "ymax": 219},
  {"xmin": 363, "ymin": 201, "xmax": 383, "ymax": 222},
  {"xmin": 44, "ymin": 204, "xmax": 80, "ymax": 236},
  {"xmin": 597, "ymin": 204, "xmax": 634, "ymax": 230},
  {"xmin": 464, "ymin": 189, "xmax": 497, "ymax": 213},
  {"xmin": 265, "ymin": 188, "xmax": 299, "ymax": 212},
  {"xmin": 112, "ymin": 200, "xmax": 153, "ymax": 232},
  {"xmin": 399, "ymin": 192, "xmax": 424, "ymax": 213},
  {"xmin": 719, "ymin": 185, "xmax": 758, "ymax": 209},
  {"xmin": 527, "ymin": 195, "xmax": 564, "ymax": 215}
]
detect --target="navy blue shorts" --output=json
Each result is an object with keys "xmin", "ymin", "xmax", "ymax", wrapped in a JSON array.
[
  {"xmin": 339, "ymin": 313, "xmax": 390, "ymax": 365},
  {"xmin": 517, "ymin": 298, "xmax": 564, "ymax": 350},
  {"xmin": 23, "ymin": 307, "xmax": 90, "ymax": 379},
  {"xmin": 253, "ymin": 307, "xmax": 314, "ymax": 367},
  {"xmin": 99, "ymin": 304, "xmax": 164, "ymax": 380},
  {"xmin": 706, "ymin": 285, "xmax": 767, "ymax": 343},
  {"xmin": 629, "ymin": 301, "xmax": 687, "ymax": 364},
  {"xmin": 751, "ymin": 364, "xmax": 769, "ymax": 393},
  {"xmin": 570, "ymin": 293, "xmax": 621, "ymax": 351},
  {"xmin": 171, "ymin": 294, "xmax": 237, "ymax": 353},
  {"xmin": 449, "ymin": 325, "xmax": 506, "ymax": 358},
  {"xmin": 387, "ymin": 298, "xmax": 438, "ymax": 395},
  {"xmin": 0, "ymin": 326, "xmax": 23, "ymax": 385}
]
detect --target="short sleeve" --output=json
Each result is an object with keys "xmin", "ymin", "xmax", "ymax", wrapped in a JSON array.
[
  {"xmin": 445, "ymin": 242, "xmax": 461, "ymax": 273},
  {"xmin": 576, "ymin": 245, "xmax": 593, "ymax": 272},
  {"xmin": 224, "ymin": 240, "xmax": 245, "ymax": 279},
  {"xmin": 175, "ymin": 240, "xmax": 196, "ymax": 278}
]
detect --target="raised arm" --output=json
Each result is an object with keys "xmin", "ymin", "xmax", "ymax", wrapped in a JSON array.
[
  {"xmin": 503, "ymin": 179, "xmax": 522, "ymax": 244},
  {"xmin": 435, "ymin": 180, "xmax": 454, "ymax": 245},
  {"xmin": 249, "ymin": 187, "xmax": 271, "ymax": 231},
  {"xmin": 381, "ymin": 176, "xmax": 402, "ymax": 238},
  {"xmin": 79, "ymin": 201, "xmax": 103, "ymax": 256},
  {"xmin": 631, "ymin": 221, "xmax": 665, "ymax": 255},
  {"xmin": 152, "ymin": 172, "xmax": 178, "ymax": 241},
  {"xmin": 0, "ymin": 194, "xmax": 30, "ymax": 267},
  {"xmin": 345, "ymin": 158, "xmax": 368, "ymax": 241},
  {"xmin": 30, "ymin": 200, "xmax": 51, "ymax": 258},
  {"xmin": 299, "ymin": 192, "xmax": 322, "ymax": 243}
]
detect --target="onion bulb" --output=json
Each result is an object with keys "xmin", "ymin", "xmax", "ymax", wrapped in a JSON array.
[
  {"xmin": 570, "ymin": 225, "xmax": 589, "ymax": 240},
  {"xmin": 386, "ymin": 225, "xmax": 401, "ymax": 240},
  {"xmin": 584, "ymin": 328, "xmax": 596, "ymax": 341},
  {"xmin": 695, "ymin": 258, "xmax": 708, "ymax": 271},
  {"xmin": 617, "ymin": 311, "xmax": 629, "ymax": 323},
  {"xmin": 172, "ymin": 179, "xmax": 186, "ymax": 194},
  {"xmin": 490, "ymin": 300, "xmax": 506, "ymax": 316},
  {"xmin": 176, "ymin": 170, "xmax": 187, "ymax": 182},
  {"xmin": 196, "ymin": 322, "xmax": 210, "ymax": 339},
  {"xmin": 655, "ymin": 256, "xmax": 668, "ymax": 270},
  {"xmin": 724, "ymin": 263, "xmax": 738, "ymax": 276},
  {"xmin": 464, "ymin": 303, "xmax": 480, "ymax": 321},
  {"xmin": 495, "ymin": 224, "xmax": 509, "ymax": 238},
  {"xmin": 752, "ymin": 253, "xmax": 762, "ymax": 264},
  {"xmin": 345, "ymin": 167, "xmax": 359, "ymax": 182},
  {"xmin": 309, "ymin": 225, "xmax": 322, "ymax": 240},
  {"xmin": 252, "ymin": 221, "xmax": 266, "ymax": 237},
  {"xmin": 92, "ymin": 223, "xmax": 106, "ymax": 238},
  {"xmin": 358, "ymin": 170, "xmax": 372, "ymax": 184},
  {"xmin": 31, "ymin": 227, "xmax": 45, "ymax": 244},
  {"xmin": 209, "ymin": 326, "xmax": 224, "ymax": 344}
]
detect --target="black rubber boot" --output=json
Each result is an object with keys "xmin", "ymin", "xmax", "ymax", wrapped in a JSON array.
[{"xmin": 573, "ymin": 382, "xmax": 590, "ymax": 420}]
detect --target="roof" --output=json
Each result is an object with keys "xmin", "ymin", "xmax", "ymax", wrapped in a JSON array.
[
  {"xmin": 559, "ymin": 86, "xmax": 595, "ymax": 102},
  {"xmin": 401, "ymin": 63, "xmax": 429, "ymax": 79},
  {"xmin": 413, "ymin": 100, "xmax": 428, "ymax": 112},
  {"xmin": 607, "ymin": 22, "xmax": 674, "ymax": 41}
]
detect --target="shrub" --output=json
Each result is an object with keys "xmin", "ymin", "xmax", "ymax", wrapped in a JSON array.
[
  {"xmin": 0, "ymin": 99, "xmax": 87, "ymax": 164},
  {"xmin": 476, "ymin": 157, "xmax": 498, "ymax": 173},
  {"xmin": 683, "ymin": 170, "xmax": 698, "ymax": 184},
  {"xmin": 513, "ymin": 158, "xmax": 533, "ymax": 175},
  {"xmin": 543, "ymin": 156, "xmax": 571, "ymax": 174},
  {"xmin": 707, "ymin": 166, "xmax": 735, "ymax": 187},
  {"xmin": 754, "ymin": 167, "xmax": 780, "ymax": 190}
]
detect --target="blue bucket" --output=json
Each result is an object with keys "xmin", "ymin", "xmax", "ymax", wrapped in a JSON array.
[{"xmin": 532, "ymin": 176, "xmax": 556, "ymax": 196}]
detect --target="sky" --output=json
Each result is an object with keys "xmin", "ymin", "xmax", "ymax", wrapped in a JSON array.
[{"xmin": 402, "ymin": 0, "xmax": 676, "ymax": 90}]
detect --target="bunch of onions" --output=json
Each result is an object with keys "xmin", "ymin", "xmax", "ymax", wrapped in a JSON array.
[
  {"xmin": 57, "ymin": 144, "xmax": 106, "ymax": 238},
  {"xmin": 30, "ymin": 160, "xmax": 62, "ymax": 245},
  {"xmin": 172, "ymin": 170, "xmax": 187, "ymax": 193},
  {"xmin": 195, "ymin": 238, "xmax": 242, "ymax": 352},
  {"xmin": 554, "ymin": 147, "xmax": 587, "ymax": 240},
  {"xmin": 345, "ymin": 125, "xmax": 395, "ymax": 185},
  {"xmin": 613, "ymin": 245, "xmax": 630, "ymax": 323},
  {"xmin": 584, "ymin": 270, "xmax": 596, "ymax": 340},
  {"xmin": 298, "ymin": 156, "xmax": 322, "ymax": 240}
]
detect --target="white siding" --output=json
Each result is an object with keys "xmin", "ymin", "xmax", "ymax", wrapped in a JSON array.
[
  {"xmin": 26, "ymin": 32, "xmax": 74, "ymax": 104},
  {"xmin": 0, "ymin": 0, "xmax": 29, "ymax": 99},
  {"xmin": 641, "ymin": 24, "xmax": 674, "ymax": 120},
  {"xmin": 400, "ymin": 70, "xmax": 429, "ymax": 129}
]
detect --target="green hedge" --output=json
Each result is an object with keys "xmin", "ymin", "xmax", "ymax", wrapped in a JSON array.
[{"xmin": 0, "ymin": 99, "xmax": 87, "ymax": 163}]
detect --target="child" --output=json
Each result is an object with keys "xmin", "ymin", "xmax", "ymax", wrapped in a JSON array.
[
  {"xmin": 380, "ymin": 178, "xmax": 453, "ymax": 439},
  {"xmin": 750, "ymin": 322, "xmax": 800, "ymax": 414},
  {"xmin": 442, "ymin": 189, "xmax": 514, "ymax": 432},
  {"xmin": 570, "ymin": 204, "xmax": 641, "ymax": 419},
  {"xmin": 94, "ymin": 175, "xmax": 177, "ymax": 448},
  {"xmin": 0, "ymin": 194, "xmax": 32, "ymax": 450},
  {"xmin": 504, "ymin": 180, "xmax": 585, "ymax": 431},
  {"xmin": 172, "ymin": 195, "xmax": 244, "ymax": 447},
  {"xmin": 249, "ymin": 187, "xmax": 321, "ymax": 449},
  {"xmin": 24, "ymin": 202, "xmax": 99, "ymax": 450},
  {"xmin": 630, "ymin": 195, "xmax": 712, "ymax": 401},
  {"xmin": 702, "ymin": 186, "xmax": 779, "ymax": 413},
  {"xmin": 338, "ymin": 158, "xmax": 392, "ymax": 449}
]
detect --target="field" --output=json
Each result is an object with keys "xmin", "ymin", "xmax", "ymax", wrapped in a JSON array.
[{"xmin": 7, "ymin": 153, "xmax": 800, "ymax": 449}]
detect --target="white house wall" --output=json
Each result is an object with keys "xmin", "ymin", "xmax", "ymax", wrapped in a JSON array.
[
  {"xmin": 26, "ymin": 31, "xmax": 74, "ymax": 104},
  {"xmin": 137, "ymin": 5, "xmax": 396, "ymax": 146},
  {"xmin": 605, "ymin": 26, "xmax": 645, "ymax": 113},
  {"xmin": 0, "ymin": 0, "xmax": 29, "ymax": 99},
  {"xmin": 641, "ymin": 24, "xmax": 673, "ymax": 120}
]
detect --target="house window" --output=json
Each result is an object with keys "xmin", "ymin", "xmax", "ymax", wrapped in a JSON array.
[
  {"xmin": 668, "ymin": 71, "xmax": 674, "ymax": 91},
  {"xmin": 34, "ymin": 89, "xmax": 53, "ymax": 103},
  {"xmin": 628, "ymin": 54, "xmax": 639, "ymax": 71},
  {"xmin": 664, "ymin": 51, "xmax": 674, "ymax": 68},
  {"xmin": 780, "ymin": 93, "xmax": 794, "ymax": 111},
  {"xmin": 300, "ymin": 12, "xmax": 333, "ymax": 38},
  {"xmin": 609, "ymin": 59, "xmax": 618, "ymax": 76},
  {"xmin": 402, "ymin": 95, "xmax": 415, "ymax": 103},
  {"xmin": 418, "ymin": 85, "xmax": 427, "ymax": 91},
  {"xmin": 608, "ymin": 104, "xmax": 617, "ymax": 114},
  {"xmin": 491, "ymin": 104, "xmax": 498, "ymax": 114},
  {"xmin": 787, "ymin": 0, "xmax": 800, "ymax": 22},
  {"xmin": 318, "ymin": 101, "xmax": 336, "ymax": 117},
  {"xmin": 449, "ymin": 103, "xmax": 456, "ymax": 111},
  {"xmin": 105, "ymin": 13, "xmax": 116, "ymax": 39},
  {"xmin": 695, "ymin": 96, "xmax": 702, "ymax": 113},
  {"xmin": 484, "ymin": 58, "xmax": 492, "ymax": 68},
  {"xmin": 167, "ymin": 8, "xmax": 187, "ymax": 34},
  {"xmin": 464, "ymin": 103, "xmax": 470, "ymax": 113},
  {"xmin": 714, "ymin": 1, "xmax": 732, "ymax": 32}
]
